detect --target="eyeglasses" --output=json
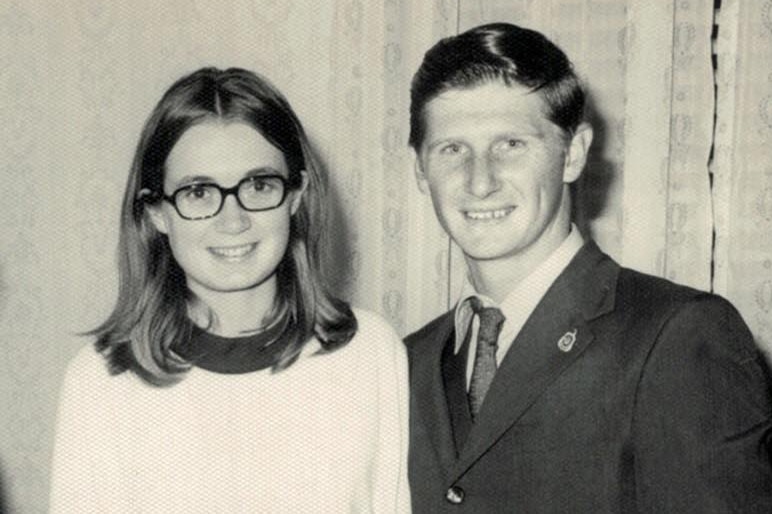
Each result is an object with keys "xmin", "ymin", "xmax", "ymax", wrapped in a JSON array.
[{"xmin": 160, "ymin": 174, "xmax": 301, "ymax": 220}]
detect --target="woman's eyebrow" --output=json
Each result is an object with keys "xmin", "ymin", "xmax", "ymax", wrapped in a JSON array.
[
  {"xmin": 244, "ymin": 166, "xmax": 282, "ymax": 177},
  {"xmin": 171, "ymin": 174, "xmax": 214, "ymax": 186},
  {"xmin": 173, "ymin": 167, "xmax": 282, "ymax": 187}
]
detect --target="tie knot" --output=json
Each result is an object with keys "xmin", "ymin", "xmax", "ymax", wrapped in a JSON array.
[{"xmin": 468, "ymin": 297, "xmax": 505, "ymax": 344}]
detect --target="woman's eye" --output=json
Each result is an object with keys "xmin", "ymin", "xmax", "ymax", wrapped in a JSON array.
[
  {"xmin": 182, "ymin": 185, "xmax": 211, "ymax": 200},
  {"xmin": 249, "ymin": 178, "xmax": 274, "ymax": 192}
]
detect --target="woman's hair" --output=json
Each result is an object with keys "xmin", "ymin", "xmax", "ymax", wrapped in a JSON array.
[{"xmin": 93, "ymin": 67, "xmax": 357, "ymax": 385}]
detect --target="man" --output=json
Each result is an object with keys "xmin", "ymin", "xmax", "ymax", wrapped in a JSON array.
[{"xmin": 405, "ymin": 22, "xmax": 772, "ymax": 513}]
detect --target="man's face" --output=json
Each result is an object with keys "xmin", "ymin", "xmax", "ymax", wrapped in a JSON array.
[{"xmin": 415, "ymin": 81, "xmax": 591, "ymax": 267}]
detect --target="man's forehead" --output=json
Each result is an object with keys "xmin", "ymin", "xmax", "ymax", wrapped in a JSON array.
[
  {"xmin": 435, "ymin": 80, "xmax": 532, "ymax": 100},
  {"xmin": 423, "ymin": 82, "xmax": 550, "ymax": 133}
]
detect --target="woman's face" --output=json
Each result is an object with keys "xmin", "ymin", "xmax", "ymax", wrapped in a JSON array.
[{"xmin": 148, "ymin": 121, "xmax": 305, "ymax": 302}]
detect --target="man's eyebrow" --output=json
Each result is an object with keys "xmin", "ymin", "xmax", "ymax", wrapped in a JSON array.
[
  {"xmin": 425, "ymin": 138, "xmax": 457, "ymax": 151},
  {"xmin": 496, "ymin": 129, "xmax": 546, "ymax": 139}
]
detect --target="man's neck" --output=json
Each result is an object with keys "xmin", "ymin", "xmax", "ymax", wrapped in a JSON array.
[{"xmin": 465, "ymin": 224, "xmax": 572, "ymax": 304}]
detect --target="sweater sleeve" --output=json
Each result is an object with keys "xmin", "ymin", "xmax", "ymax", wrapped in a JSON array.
[
  {"xmin": 632, "ymin": 295, "xmax": 772, "ymax": 513},
  {"xmin": 49, "ymin": 345, "xmax": 128, "ymax": 513},
  {"xmin": 358, "ymin": 310, "xmax": 412, "ymax": 513}
]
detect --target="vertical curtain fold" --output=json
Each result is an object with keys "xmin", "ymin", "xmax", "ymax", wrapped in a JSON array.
[
  {"xmin": 713, "ymin": 0, "xmax": 772, "ymax": 358},
  {"xmin": 457, "ymin": 0, "xmax": 714, "ymax": 291},
  {"xmin": 327, "ymin": 0, "xmax": 458, "ymax": 333}
]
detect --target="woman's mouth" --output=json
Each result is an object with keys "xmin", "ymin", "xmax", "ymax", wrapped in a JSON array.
[{"xmin": 208, "ymin": 243, "xmax": 257, "ymax": 259}]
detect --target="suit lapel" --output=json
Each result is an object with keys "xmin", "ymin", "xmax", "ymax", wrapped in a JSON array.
[
  {"xmin": 409, "ymin": 312, "xmax": 459, "ymax": 474},
  {"xmin": 451, "ymin": 242, "xmax": 619, "ymax": 480}
]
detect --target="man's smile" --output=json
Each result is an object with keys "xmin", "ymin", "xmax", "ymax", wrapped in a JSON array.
[{"xmin": 463, "ymin": 207, "xmax": 515, "ymax": 220}]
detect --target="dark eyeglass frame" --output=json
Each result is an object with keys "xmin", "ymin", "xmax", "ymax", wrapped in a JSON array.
[{"xmin": 160, "ymin": 174, "xmax": 302, "ymax": 221}]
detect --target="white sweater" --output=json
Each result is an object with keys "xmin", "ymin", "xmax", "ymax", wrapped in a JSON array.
[{"xmin": 49, "ymin": 309, "xmax": 410, "ymax": 513}]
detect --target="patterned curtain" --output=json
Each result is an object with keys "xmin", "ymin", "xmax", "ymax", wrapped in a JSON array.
[
  {"xmin": 456, "ymin": 0, "xmax": 716, "ymax": 292},
  {"xmin": 0, "ymin": 1, "xmax": 769, "ymax": 512},
  {"xmin": 323, "ymin": 1, "xmax": 457, "ymax": 335},
  {"xmin": 713, "ymin": 0, "xmax": 772, "ymax": 361}
]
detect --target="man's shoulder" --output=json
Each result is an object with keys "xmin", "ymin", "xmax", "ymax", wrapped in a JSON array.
[
  {"xmin": 615, "ymin": 264, "xmax": 710, "ymax": 310},
  {"xmin": 609, "ymin": 262, "xmax": 753, "ymax": 343},
  {"xmin": 404, "ymin": 309, "xmax": 454, "ymax": 347},
  {"xmin": 578, "ymin": 243, "xmax": 741, "ymax": 325}
]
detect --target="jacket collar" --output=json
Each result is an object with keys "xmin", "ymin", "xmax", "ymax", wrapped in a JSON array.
[
  {"xmin": 406, "ymin": 241, "xmax": 619, "ymax": 482},
  {"xmin": 451, "ymin": 241, "xmax": 618, "ymax": 480}
]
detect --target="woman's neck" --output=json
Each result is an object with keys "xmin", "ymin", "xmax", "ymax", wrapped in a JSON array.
[{"xmin": 188, "ymin": 277, "xmax": 278, "ymax": 337}]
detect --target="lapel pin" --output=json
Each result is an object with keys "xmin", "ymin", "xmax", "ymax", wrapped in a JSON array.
[{"xmin": 557, "ymin": 329, "xmax": 577, "ymax": 353}]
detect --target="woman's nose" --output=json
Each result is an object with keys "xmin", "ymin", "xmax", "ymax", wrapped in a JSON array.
[{"xmin": 215, "ymin": 193, "xmax": 251, "ymax": 233}]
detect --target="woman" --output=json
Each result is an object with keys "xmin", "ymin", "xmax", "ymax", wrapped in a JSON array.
[{"xmin": 50, "ymin": 67, "xmax": 409, "ymax": 513}]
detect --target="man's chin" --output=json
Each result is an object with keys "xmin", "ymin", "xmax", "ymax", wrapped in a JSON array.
[{"xmin": 457, "ymin": 244, "xmax": 520, "ymax": 263}]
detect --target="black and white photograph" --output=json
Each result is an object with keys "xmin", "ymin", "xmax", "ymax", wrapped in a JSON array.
[{"xmin": 1, "ymin": 1, "xmax": 771, "ymax": 512}]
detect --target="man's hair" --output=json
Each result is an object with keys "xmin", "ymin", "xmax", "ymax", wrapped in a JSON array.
[
  {"xmin": 92, "ymin": 67, "xmax": 357, "ymax": 385},
  {"xmin": 409, "ymin": 22, "xmax": 585, "ymax": 149}
]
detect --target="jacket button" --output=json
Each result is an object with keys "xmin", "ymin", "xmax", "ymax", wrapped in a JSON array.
[{"xmin": 446, "ymin": 486, "xmax": 465, "ymax": 504}]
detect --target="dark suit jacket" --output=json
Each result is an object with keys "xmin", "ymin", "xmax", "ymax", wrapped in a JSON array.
[{"xmin": 405, "ymin": 242, "xmax": 772, "ymax": 513}]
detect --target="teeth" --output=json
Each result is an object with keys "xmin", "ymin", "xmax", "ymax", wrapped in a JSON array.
[
  {"xmin": 209, "ymin": 243, "xmax": 256, "ymax": 258},
  {"xmin": 465, "ymin": 208, "xmax": 513, "ymax": 220}
]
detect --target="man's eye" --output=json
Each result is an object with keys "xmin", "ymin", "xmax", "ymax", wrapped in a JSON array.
[
  {"xmin": 440, "ymin": 143, "xmax": 464, "ymax": 155},
  {"xmin": 494, "ymin": 138, "xmax": 526, "ymax": 154}
]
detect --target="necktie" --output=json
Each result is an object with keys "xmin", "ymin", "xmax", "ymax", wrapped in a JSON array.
[{"xmin": 467, "ymin": 297, "xmax": 505, "ymax": 420}]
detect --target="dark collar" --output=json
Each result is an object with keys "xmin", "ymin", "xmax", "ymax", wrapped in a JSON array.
[{"xmin": 173, "ymin": 316, "xmax": 290, "ymax": 374}]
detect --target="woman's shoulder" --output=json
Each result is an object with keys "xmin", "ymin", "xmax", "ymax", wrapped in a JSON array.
[
  {"xmin": 65, "ymin": 342, "xmax": 108, "ymax": 377},
  {"xmin": 350, "ymin": 307, "xmax": 401, "ymax": 341},
  {"xmin": 61, "ymin": 342, "xmax": 132, "ymax": 392},
  {"xmin": 347, "ymin": 307, "xmax": 407, "ymax": 358},
  {"xmin": 54, "ymin": 343, "xmax": 120, "ymax": 419}
]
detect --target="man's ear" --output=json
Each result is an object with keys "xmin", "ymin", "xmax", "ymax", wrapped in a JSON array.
[
  {"xmin": 139, "ymin": 189, "xmax": 169, "ymax": 234},
  {"xmin": 563, "ymin": 122, "xmax": 593, "ymax": 184},
  {"xmin": 414, "ymin": 153, "xmax": 430, "ymax": 195},
  {"xmin": 290, "ymin": 171, "xmax": 309, "ymax": 215}
]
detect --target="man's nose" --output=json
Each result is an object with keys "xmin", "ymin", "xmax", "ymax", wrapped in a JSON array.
[
  {"xmin": 215, "ymin": 193, "xmax": 251, "ymax": 233},
  {"xmin": 465, "ymin": 154, "xmax": 501, "ymax": 198}
]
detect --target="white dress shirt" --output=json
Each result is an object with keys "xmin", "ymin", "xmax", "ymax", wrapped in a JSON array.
[{"xmin": 453, "ymin": 225, "xmax": 584, "ymax": 390}]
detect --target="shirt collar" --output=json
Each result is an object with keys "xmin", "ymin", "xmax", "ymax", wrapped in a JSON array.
[{"xmin": 453, "ymin": 224, "xmax": 585, "ymax": 353}]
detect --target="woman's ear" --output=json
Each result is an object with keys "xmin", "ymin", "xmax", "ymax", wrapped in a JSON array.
[
  {"xmin": 290, "ymin": 171, "xmax": 309, "ymax": 215},
  {"xmin": 139, "ymin": 189, "xmax": 169, "ymax": 234}
]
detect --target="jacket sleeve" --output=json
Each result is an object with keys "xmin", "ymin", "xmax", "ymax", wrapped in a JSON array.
[
  {"xmin": 632, "ymin": 295, "xmax": 772, "ymax": 513},
  {"xmin": 49, "ymin": 346, "xmax": 126, "ymax": 514}
]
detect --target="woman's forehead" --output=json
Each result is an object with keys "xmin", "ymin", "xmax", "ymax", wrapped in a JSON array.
[{"xmin": 165, "ymin": 121, "xmax": 288, "ymax": 185}]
